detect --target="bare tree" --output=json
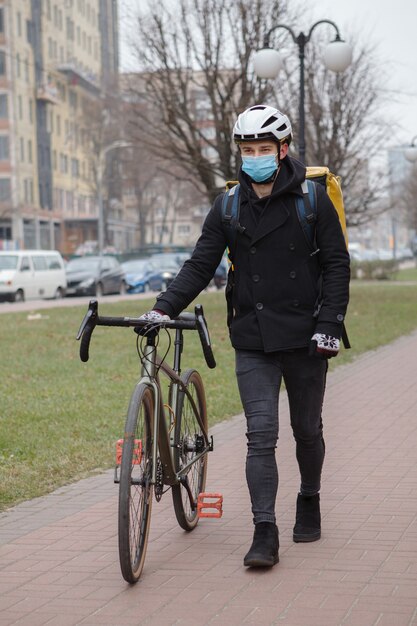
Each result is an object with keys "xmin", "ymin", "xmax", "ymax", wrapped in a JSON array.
[
  {"xmin": 81, "ymin": 87, "xmax": 126, "ymax": 248},
  {"xmin": 125, "ymin": 1, "xmax": 392, "ymax": 226},
  {"xmin": 121, "ymin": 141, "xmax": 203, "ymax": 248},
  {"xmin": 126, "ymin": 0, "xmax": 297, "ymax": 203},
  {"xmin": 275, "ymin": 32, "xmax": 391, "ymax": 226}
]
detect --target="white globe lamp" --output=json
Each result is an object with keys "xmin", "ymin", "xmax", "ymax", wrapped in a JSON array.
[
  {"xmin": 252, "ymin": 48, "xmax": 283, "ymax": 80},
  {"xmin": 405, "ymin": 139, "xmax": 417, "ymax": 163},
  {"xmin": 323, "ymin": 39, "xmax": 353, "ymax": 72}
]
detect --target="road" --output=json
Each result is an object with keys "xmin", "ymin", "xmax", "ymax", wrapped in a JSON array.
[{"xmin": 0, "ymin": 292, "xmax": 156, "ymax": 315}]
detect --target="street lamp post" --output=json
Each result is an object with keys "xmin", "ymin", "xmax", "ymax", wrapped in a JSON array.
[
  {"xmin": 404, "ymin": 136, "xmax": 417, "ymax": 258},
  {"xmin": 253, "ymin": 20, "xmax": 352, "ymax": 163},
  {"xmin": 96, "ymin": 140, "xmax": 132, "ymax": 255}
]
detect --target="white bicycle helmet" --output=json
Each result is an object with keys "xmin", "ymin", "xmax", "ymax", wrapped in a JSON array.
[{"xmin": 233, "ymin": 104, "xmax": 292, "ymax": 144}]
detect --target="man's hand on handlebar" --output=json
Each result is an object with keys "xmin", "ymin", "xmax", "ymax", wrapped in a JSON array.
[{"xmin": 135, "ymin": 309, "xmax": 171, "ymax": 335}]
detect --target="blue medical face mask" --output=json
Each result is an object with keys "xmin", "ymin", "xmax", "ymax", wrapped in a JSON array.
[{"xmin": 241, "ymin": 154, "xmax": 278, "ymax": 183}]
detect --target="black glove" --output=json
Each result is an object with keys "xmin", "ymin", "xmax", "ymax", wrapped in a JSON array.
[{"xmin": 309, "ymin": 333, "xmax": 340, "ymax": 359}]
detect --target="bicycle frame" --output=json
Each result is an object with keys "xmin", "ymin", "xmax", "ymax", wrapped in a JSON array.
[{"xmin": 139, "ymin": 329, "xmax": 213, "ymax": 491}]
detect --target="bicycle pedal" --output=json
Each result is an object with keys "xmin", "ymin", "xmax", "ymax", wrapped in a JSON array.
[
  {"xmin": 115, "ymin": 439, "xmax": 143, "ymax": 465},
  {"xmin": 197, "ymin": 492, "xmax": 223, "ymax": 518}
]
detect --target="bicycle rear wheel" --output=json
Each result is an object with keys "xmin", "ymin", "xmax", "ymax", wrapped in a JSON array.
[
  {"xmin": 172, "ymin": 369, "xmax": 208, "ymax": 531},
  {"xmin": 118, "ymin": 383, "xmax": 154, "ymax": 583}
]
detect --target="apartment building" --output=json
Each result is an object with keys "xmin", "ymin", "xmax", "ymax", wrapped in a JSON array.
[{"xmin": 0, "ymin": 0, "xmax": 121, "ymax": 254}]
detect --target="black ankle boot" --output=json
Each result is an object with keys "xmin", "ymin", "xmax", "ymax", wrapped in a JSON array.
[
  {"xmin": 293, "ymin": 493, "xmax": 321, "ymax": 543},
  {"xmin": 243, "ymin": 522, "xmax": 279, "ymax": 567}
]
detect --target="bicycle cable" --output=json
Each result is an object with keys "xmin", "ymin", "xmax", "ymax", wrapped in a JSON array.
[{"xmin": 136, "ymin": 325, "xmax": 172, "ymax": 378}]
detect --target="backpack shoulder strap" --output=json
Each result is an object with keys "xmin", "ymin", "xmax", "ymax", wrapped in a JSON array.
[
  {"xmin": 296, "ymin": 179, "xmax": 318, "ymax": 253},
  {"xmin": 221, "ymin": 184, "xmax": 241, "ymax": 259},
  {"xmin": 221, "ymin": 183, "xmax": 240, "ymax": 224}
]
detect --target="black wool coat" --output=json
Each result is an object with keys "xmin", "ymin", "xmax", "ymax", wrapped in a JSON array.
[{"xmin": 154, "ymin": 156, "xmax": 350, "ymax": 352}]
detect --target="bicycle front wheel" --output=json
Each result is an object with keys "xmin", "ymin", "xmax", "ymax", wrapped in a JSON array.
[
  {"xmin": 118, "ymin": 383, "xmax": 154, "ymax": 583},
  {"xmin": 172, "ymin": 369, "xmax": 208, "ymax": 531}
]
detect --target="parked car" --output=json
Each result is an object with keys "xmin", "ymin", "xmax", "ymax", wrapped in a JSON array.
[
  {"xmin": 149, "ymin": 252, "xmax": 190, "ymax": 268},
  {"xmin": 148, "ymin": 254, "xmax": 183, "ymax": 287},
  {"xmin": 397, "ymin": 247, "xmax": 414, "ymax": 260},
  {"xmin": 0, "ymin": 250, "xmax": 67, "ymax": 302},
  {"xmin": 65, "ymin": 256, "xmax": 126, "ymax": 297},
  {"xmin": 121, "ymin": 259, "xmax": 166, "ymax": 294}
]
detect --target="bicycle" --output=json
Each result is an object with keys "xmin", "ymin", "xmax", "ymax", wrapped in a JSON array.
[{"xmin": 76, "ymin": 299, "xmax": 222, "ymax": 584}]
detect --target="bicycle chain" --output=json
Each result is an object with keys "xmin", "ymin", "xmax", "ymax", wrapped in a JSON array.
[{"xmin": 154, "ymin": 457, "xmax": 164, "ymax": 501}]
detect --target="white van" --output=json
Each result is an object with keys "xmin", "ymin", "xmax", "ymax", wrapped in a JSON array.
[{"xmin": 0, "ymin": 250, "xmax": 67, "ymax": 302}]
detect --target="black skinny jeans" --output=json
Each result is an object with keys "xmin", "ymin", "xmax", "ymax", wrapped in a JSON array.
[{"xmin": 235, "ymin": 348, "xmax": 328, "ymax": 525}]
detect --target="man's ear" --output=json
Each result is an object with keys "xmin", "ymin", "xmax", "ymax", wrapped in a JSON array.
[{"xmin": 279, "ymin": 142, "xmax": 289, "ymax": 160}]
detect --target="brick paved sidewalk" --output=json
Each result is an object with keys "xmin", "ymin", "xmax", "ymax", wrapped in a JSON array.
[{"xmin": 2, "ymin": 331, "xmax": 417, "ymax": 625}]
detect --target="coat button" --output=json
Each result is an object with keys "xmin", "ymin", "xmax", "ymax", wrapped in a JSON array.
[
  {"xmin": 289, "ymin": 243, "xmax": 295, "ymax": 250},
  {"xmin": 250, "ymin": 247, "xmax": 256, "ymax": 254},
  {"xmin": 293, "ymin": 299, "xmax": 300, "ymax": 307},
  {"xmin": 253, "ymin": 274, "xmax": 260, "ymax": 282},
  {"xmin": 256, "ymin": 302, "xmax": 263, "ymax": 310},
  {"xmin": 289, "ymin": 271, "xmax": 296, "ymax": 279},
  {"xmin": 337, "ymin": 314, "xmax": 344, "ymax": 321}
]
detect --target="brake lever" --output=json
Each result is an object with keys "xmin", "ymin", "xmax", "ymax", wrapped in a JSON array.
[{"xmin": 76, "ymin": 299, "xmax": 98, "ymax": 340}]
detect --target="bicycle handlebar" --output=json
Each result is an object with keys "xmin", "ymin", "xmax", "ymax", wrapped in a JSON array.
[{"xmin": 76, "ymin": 299, "xmax": 216, "ymax": 369}]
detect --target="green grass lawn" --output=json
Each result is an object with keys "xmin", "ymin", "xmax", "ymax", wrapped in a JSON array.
[
  {"xmin": 1, "ymin": 282, "xmax": 417, "ymax": 510},
  {"xmin": 394, "ymin": 265, "xmax": 417, "ymax": 281}
]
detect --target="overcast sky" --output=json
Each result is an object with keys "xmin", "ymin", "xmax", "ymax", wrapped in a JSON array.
[{"xmin": 118, "ymin": 0, "xmax": 417, "ymax": 147}]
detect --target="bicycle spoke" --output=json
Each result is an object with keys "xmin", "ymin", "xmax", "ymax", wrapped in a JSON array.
[
  {"xmin": 118, "ymin": 384, "xmax": 154, "ymax": 583},
  {"xmin": 172, "ymin": 370, "xmax": 207, "ymax": 530}
]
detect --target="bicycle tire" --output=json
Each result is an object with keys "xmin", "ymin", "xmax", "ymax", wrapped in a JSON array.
[
  {"xmin": 171, "ymin": 369, "xmax": 208, "ymax": 531},
  {"xmin": 118, "ymin": 383, "xmax": 154, "ymax": 583}
]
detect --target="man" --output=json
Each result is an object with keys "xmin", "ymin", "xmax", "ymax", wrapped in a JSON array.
[{"xmin": 140, "ymin": 104, "xmax": 350, "ymax": 568}]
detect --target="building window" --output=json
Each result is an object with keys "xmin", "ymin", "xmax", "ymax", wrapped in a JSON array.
[
  {"xmin": 69, "ymin": 91, "xmax": 77, "ymax": 108},
  {"xmin": 16, "ymin": 53, "xmax": 20, "ymax": 78},
  {"xmin": 66, "ymin": 17, "xmax": 74, "ymax": 41},
  {"xmin": 18, "ymin": 96, "xmax": 23, "ymax": 120},
  {"xmin": 0, "ymin": 8, "xmax": 4, "ymax": 34},
  {"xmin": 0, "ymin": 225, "xmax": 12, "ymax": 240},
  {"xmin": 0, "ymin": 178, "xmax": 11, "ymax": 201},
  {"xmin": 17, "ymin": 12, "xmax": 22, "ymax": 37},
  {"xmin": 0, "ymin": 94, "xmax": 8, "ymax": 118},
  {"xmin": 28, "ymin": 140, "xmax": 33, "ymax": 163},
  {"xmin": 0, "ymin": 51, "xmax": 5, "ymax": 75},
  {"xmin": 26, "ymin": 19, "xmax": 33, "ymax": 44},
  {"xmin": 48, "ymin": 110, "xmax": 54, "ymax": 133},
  {"xmin": 19, "ymin": 137, "xmax": 24, "ymax": 161},
  {"xmin": 0, "ymin": 135, "xmax": 9, "ymax": 160},
  {"xmin": 71, "ymin": 158, "xmax": 79, "ymax": 177}
]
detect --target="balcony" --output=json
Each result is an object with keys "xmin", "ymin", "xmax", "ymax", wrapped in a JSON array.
[
  {"xmin": 57, "ymin": 62, "xmax": 100, "ymax": 95},
  {"xmin": 36, "ymin": 83, "xmax": 60, "ymax": 105}
]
